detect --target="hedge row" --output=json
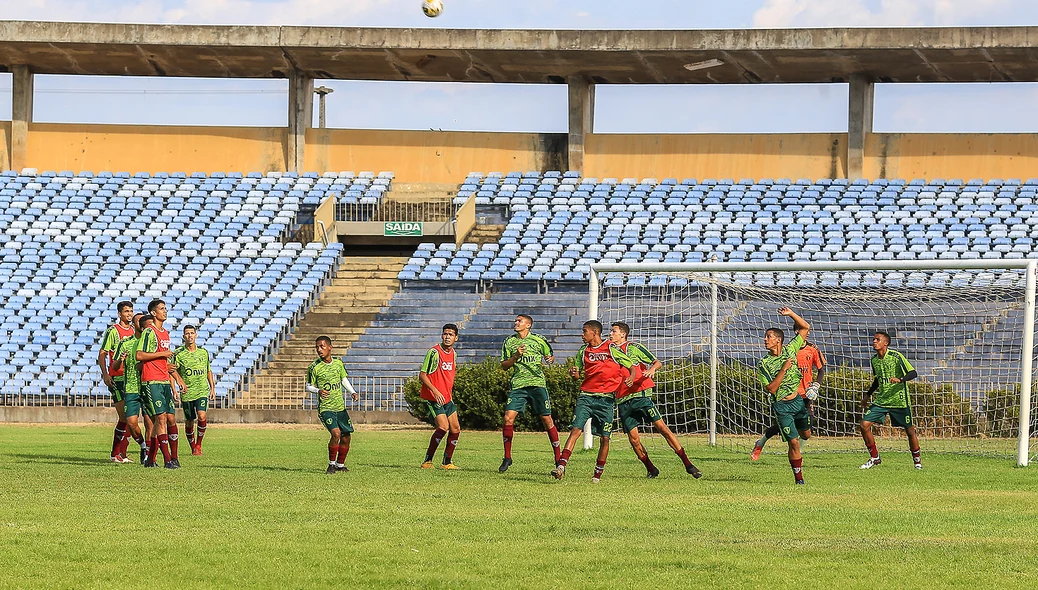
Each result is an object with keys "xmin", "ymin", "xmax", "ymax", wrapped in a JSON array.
[{"xmin": 405, "ymin": 357, "xmax": 1038, "ymax": 436}]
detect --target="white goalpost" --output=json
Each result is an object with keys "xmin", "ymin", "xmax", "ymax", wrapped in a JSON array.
[{"xmin": 587, "ymin": 260, "xmax": 1037, "ymax": 467}]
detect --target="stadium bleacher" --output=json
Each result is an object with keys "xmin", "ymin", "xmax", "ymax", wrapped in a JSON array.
[{"xmin": 0, "ymin": 170, "xmax": 344, "ymax": 405}]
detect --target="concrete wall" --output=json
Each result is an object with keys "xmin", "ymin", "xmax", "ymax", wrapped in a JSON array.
[
  {"xmin": 306, "ymin": 128, "xmax": 565, "ymax": 182},
  {"xmin": 0, "ymin": 406, "xmax": 422, "ymax": 425},
  {"xmin": 24, "ymin": 123, "xmax": 288, "ymax": 173},
  {"xmin": 10, "ymin": 123, "xmax": 1038, "ymax": 181}
]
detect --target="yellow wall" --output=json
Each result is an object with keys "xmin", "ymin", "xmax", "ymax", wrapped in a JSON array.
[
  {"xmin": 306, "ymin": 129, "xmax": 559, "ymax": 183},
  {"xmin": 11, "ymin": 123, "xmax": 1038, "ymax": 182},
  {"xmin": 866, "ymin": 133, "xmax": 1038, "ymax": 180},
  {"xmin": 585, "ymin": 134, "xmax": 847, "ymax": 180},
  {"xmin": 24, "ymin": 123, "xmax": 287, "ymax": 173}
]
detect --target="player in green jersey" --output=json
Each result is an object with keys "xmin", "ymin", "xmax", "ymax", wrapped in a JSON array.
[
  {"xmin": 498, "ymin": 314, "xmax": 562, "ymax": 473},
  {"xmin": 110, "ymin": 312, "xmax": 152, "ymax": 465},
  {"xmin": 171, "ymin": 325, "xmax": 216, "ymax": 456},
  {"xmin": 859, "ymin": 331, "xmax": 922, "ymax": 470},
  {"xmin": 305, "ymin": 336, "xmax": 360, "ymax": 474},
  {"xmin": 757, "ymin": 307, "xmax": 812, "ymax": 485},
  {"xmin": 608, "ymin": 322, "xmax": 702, "ymax": 479},
  {"xmin": 98, "ymin": 301, "xmax": 136, "ymax": 463}
]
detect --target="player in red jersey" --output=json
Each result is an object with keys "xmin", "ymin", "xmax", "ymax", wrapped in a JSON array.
[
  {"xmin": 137, "ymin": 299, "xmax": 181, "ymax": 469},
  {"xmin": 751, "ymin": 340, "xmax": 826, "ymax": 461},
  {"xmin": 609, "ymin": 322, "xmax": 702, "ymax": 478},
  {"xmin": 551, "ymin": 320, "xmax": 637, "ymax": 482},
  {"xmin": 419, "ymin": 324, "xmax": 461, "ymax": 469},
  {"xmin": 97, "ymin": 301, "xmax": 136, "ymax": 463}
]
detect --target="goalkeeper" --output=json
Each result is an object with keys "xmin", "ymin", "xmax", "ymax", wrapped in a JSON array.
[
  {"xmin": 752, "ymin": 340, "xmax": 826, "ymax": 461},
  {"xmin": 305, "ymin": 336, "xmax": 361, "ymax": 474}
]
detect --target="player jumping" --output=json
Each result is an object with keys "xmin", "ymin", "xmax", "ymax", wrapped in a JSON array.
[
  {"xmin": 609, "ymin": 322, "xmax": 702, "ymax": 478},
  {"xmin": 498, "ymin": 315, "xmax": 561, "ymax": 473},
  {"xmin": 551, "ymin": 320, "xmax": 636, "ymax": 483},
  {"xmin": 757, "ymin": 307, "xmax": 813, "ymax": 485},
  {"xmin": 752, "ymin": 340, "xmax": 826, "ymax": 460},
  {"xmin": 859, "ymin": 331, "xmax": 921, "ymax": 470},
  {"xmin": 419, "ymin": 324, "xmax": 461, "ymax": 470}
]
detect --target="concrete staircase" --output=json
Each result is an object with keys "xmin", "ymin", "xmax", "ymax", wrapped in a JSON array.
[
  {"xmin": 465, "ymin": 224, "xmax": 506, "ymax": 245},
  {"xmin": 240, "ymin": 255, "xmax": 408, "ymax": 407}
]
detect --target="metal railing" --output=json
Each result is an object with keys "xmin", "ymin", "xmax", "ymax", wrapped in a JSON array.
[
  {"xmin": 337, "ymin": 198, "xmax": 458, "ymax": 223},
  {"xmin": 235, "ymin": 374, "xmax": 410, "ymax": 412}
]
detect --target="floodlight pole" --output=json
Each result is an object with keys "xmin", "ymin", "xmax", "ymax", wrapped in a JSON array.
[{"xmin": 314, "ymin": 86, "xmax": 334, "ymax": 129}]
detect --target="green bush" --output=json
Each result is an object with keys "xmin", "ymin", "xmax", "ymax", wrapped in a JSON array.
[
  {"xmin": 405, "ymin": 357, "xmax": 582, "ymax": 431},
  {"xmin": 983, "ymin": 385, "xmax": 1038, "ymax": 437}
]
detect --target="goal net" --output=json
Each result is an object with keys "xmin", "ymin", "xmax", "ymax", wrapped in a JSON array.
[{"xmin": 589, "ymin": 261, "xmax": 1038, "ymax": 466}]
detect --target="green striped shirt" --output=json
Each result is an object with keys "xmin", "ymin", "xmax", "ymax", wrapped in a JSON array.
[
  {"xmin": 871, "ymin": 350, "xmax": 915, "ymax": 408},
  {"xmin": 501, "ymin": 333, "xmax": 553, "ymax": 390}
]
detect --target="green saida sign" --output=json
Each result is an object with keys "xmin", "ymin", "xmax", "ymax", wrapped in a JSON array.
[{"xmin": 384, "ymin": 221, "xmax": 423, "ymax": 236}]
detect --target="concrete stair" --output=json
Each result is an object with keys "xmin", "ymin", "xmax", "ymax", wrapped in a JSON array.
[
  {"xmin": 465, "ymin": 224, "xmax": 506, "ymax": 245},
  {"xmin": 240, "ymin": 255, "xmax": 408, "ymax": 407}
]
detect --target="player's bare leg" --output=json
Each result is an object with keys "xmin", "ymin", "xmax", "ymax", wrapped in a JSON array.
[
  {"xmin": 552, "ymin": 427, "xmax": 583, "ymax": 479},
  {"xmin": 592, "ymin": 436, "xmax": 610, "ymax": 482},
  {"xmin": 327, "ymin": 429, "xmax": 341, "ymax": 474},
  {"xmin": 540, "ymin": 414, "xmax": 561, "ymax": 465},
  {"xmin": 652, "ymin": 419, "xmax": 702, "ymax": 478},
  {"xmin": 905, "ymin": 425, "xmax": 922, "ymax": 469},
  {"xmin": 859, "ymin": 420, "xmax": 882, "ymax": 469},
  {"xmin": 424, "ymin": 412, "xmax": 450, "ymax": 468}
]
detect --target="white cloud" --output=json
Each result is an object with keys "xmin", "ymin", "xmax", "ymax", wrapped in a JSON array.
[{"xmin": 752, "ymin": 0, "xmax": 1018, "ymax": 28}]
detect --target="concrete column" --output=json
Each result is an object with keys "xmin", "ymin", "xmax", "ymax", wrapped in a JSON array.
[
  {"xmin": 847, "ymin": 74, "xmax": 875, "ymax": 179},
  {"xmin": 287, "ymin": 70, "xmax": 314, "ymax": 173},
  {"xmin": 10, "ymin": 65, "xmax": 34, "ymax": 172},
  {"xmin": 567, "ymin": 76, "xmax": 595, "ymax": 173}
]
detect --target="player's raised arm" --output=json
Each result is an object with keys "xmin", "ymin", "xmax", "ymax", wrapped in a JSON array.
[{"xmin": 779, "ymin": 307, "xmax": 810, "ymax": 340}]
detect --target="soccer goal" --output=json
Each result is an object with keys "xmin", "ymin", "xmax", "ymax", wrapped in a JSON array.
[{"xmin": 588, "ymin": 260, "xmax": 1037, "ymax": 466}]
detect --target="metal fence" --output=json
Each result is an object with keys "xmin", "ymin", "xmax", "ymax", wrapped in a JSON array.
[{"xmin": 337, "ymin": 198, "xmax": 458, "ymax": 223}]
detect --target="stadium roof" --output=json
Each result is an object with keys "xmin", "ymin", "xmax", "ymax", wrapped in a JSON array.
[{"xmin": 2, "ymin": 21, "xmax": 1038, "ymax": 84}]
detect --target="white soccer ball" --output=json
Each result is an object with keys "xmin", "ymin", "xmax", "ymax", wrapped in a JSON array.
[
  {"xmin": 422, "ymin": 0, "xmax": 444, "ymax": 17},
  {"xmin": 805, "ymin": 382, "xmax": 821, "ymax": 401}
]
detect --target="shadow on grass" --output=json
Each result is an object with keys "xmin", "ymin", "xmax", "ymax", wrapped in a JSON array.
[
  {"xmin": 8, "ymin": 453, "xmax": 112, "ymax": 466},
  {"xmin": 206, "ymin": 464, "xmax": 318, "ymax": 474}
]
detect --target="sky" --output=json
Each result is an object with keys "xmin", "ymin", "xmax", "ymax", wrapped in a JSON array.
[{"xmin": 2, "ymin": 0, "xmax": 1038, "ymax": 132}]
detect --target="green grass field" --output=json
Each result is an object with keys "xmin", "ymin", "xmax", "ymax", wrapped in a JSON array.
[{"xmin": 1, "ymin": 424, "xmax": 1037, "ymax": 589}]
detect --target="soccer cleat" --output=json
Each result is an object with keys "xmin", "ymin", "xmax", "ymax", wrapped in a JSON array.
[
  {"xmin": 336, "ymin": 465, "xmax": 350, "ymax": 473},
  {"xmin": 164, "ymin": 461, "xmax": 178, "ymax": 470},
  {"xmin": 795, "ymin": 480, "xmax": 805, "ymax": 485},
  {"xmin": 110, "ymin": 456, "xmax": 122, "ymax": 463},
  {"xmin": 686, "ymin": 464, "xmax": 703, "ymax": 479},
  {"xmin": 421, "ymin": 460, "xmax": 434, "ymax": 469},
  {"xmin": 140, "ymin": 448, "xmax": 148, "ymax": 464},
  {"xmin": 646, "ymin": 468, "xmax": 660, "ymax": 479},
  {"xmin": 591, "ymin": 477, "xmax": 601, "ymax": 484},
  {"xmin": 325, "ymin": 464, "xmax": 337, "ymax": 475},
  {"xmin": 440, "ymin": 463, "xmax": 459, "ymax": 470},
  {"xmin": 550, "ymin": 464, "xmax": 566, "ymax": 480},
  {"xmin": 860, "ymin": 457, "xmax": 882, "ymax": 470},
  {"xmin": 119, "ymin": 455, "xmax": 134, "ymax": 464},
  {"xmin": 750, "ymin": 443, "xmax": 763, "ymax": 461},
  {"xmin": 191, "ymin": 445, "xmax": 202, "ymax": 456},
  {"xmin": 171, "ymin": 459, "xmax": 181, "ymax": 468},
  {"xmin": 914, "ymin": 463, "xmax": 923, "ymax": 470},
  {"xmin": 498, "ymin": 457, "xmax": 512, "ymax": 473}
]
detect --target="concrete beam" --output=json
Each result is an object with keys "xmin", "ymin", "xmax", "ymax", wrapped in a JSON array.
[
  {"xmin": 287, "ymin": 70, "xmax": 313, "ymax": 173},
  {"xmin": 10, "ymin": 65, "xmax": 33, "ymax": 171},
  {"xmin": 567, "ymin": 76, "xmax": 595, "ymax": 173},
  {"xmin": 848, "ymin": 74, "xmax": 874, "ymax": 179}
]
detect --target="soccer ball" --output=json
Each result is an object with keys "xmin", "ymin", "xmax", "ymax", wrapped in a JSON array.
[
  {"xmin": 422, "ymin": 0, "xmax": 444, "ymax": 17},
  {"xmin": 805, "ymin": 382, "xmax": 821, "ymax": 401}
]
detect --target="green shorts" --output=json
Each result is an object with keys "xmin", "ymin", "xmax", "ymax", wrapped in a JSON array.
[
  {"xmin": 424, "ymin": 400, "xmax": 457, "ymax": 421},
  {"xmin": 143, "ymin": 382, "xmax": 175, "ymax": 417},
  {"xmin": 182, "ymin": 398, "xmax": 209, "ymax": 421},
  {"xmin": 618, "ymin": 393, "xmax": 663, "ymax": 434},
  {"xmin": 773, "ymin": 396, "xmax": 812, "ymax": 442},
  {"xmin": 124, "ymin": 391, "xmax": 143, "ymax": 418},
  {"xmin": 571, "ymin": 394, "xmax": 615, "ymax": 438},
  {"xmin": 504, "ymin": 386, "xmax": 552, "ymax": 416},
  {"xmin": 108, "ymin": 379, "xmax": 126, "ymax": 404},
  {"xmin": 320, "ymin": 410, "xmax": 355, "ymax": 434},
  {"xmin": 864, "ymin": 404, "xmax": 913, "ymax": 429}
]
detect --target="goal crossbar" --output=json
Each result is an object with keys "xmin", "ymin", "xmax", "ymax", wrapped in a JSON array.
[{"xmin": 589, "ymin": 259, "xmax": 1037, "ymax": 466}]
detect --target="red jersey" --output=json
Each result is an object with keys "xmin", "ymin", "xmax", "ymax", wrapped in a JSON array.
[
  {"xmin": 615, "ymin": 341, "xmax": 656, "ymax": 400},
  {"xmin": 420, "ymin": 344, "xmax": 457, "ymax": 403},
  {"xmin": 796, "ymin": 344, "xmax": 825, "ymax": 396},
  {"xmin": 576, "ymin": 341, "xmax": 635, "ymax": 395},
  {"xmin": 140, "ymin": 325, "xmax": 172, "ymax": 383},
  {"xmin": 101, "ymin": 322, "xmax": 136, "ymax": 378}
]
